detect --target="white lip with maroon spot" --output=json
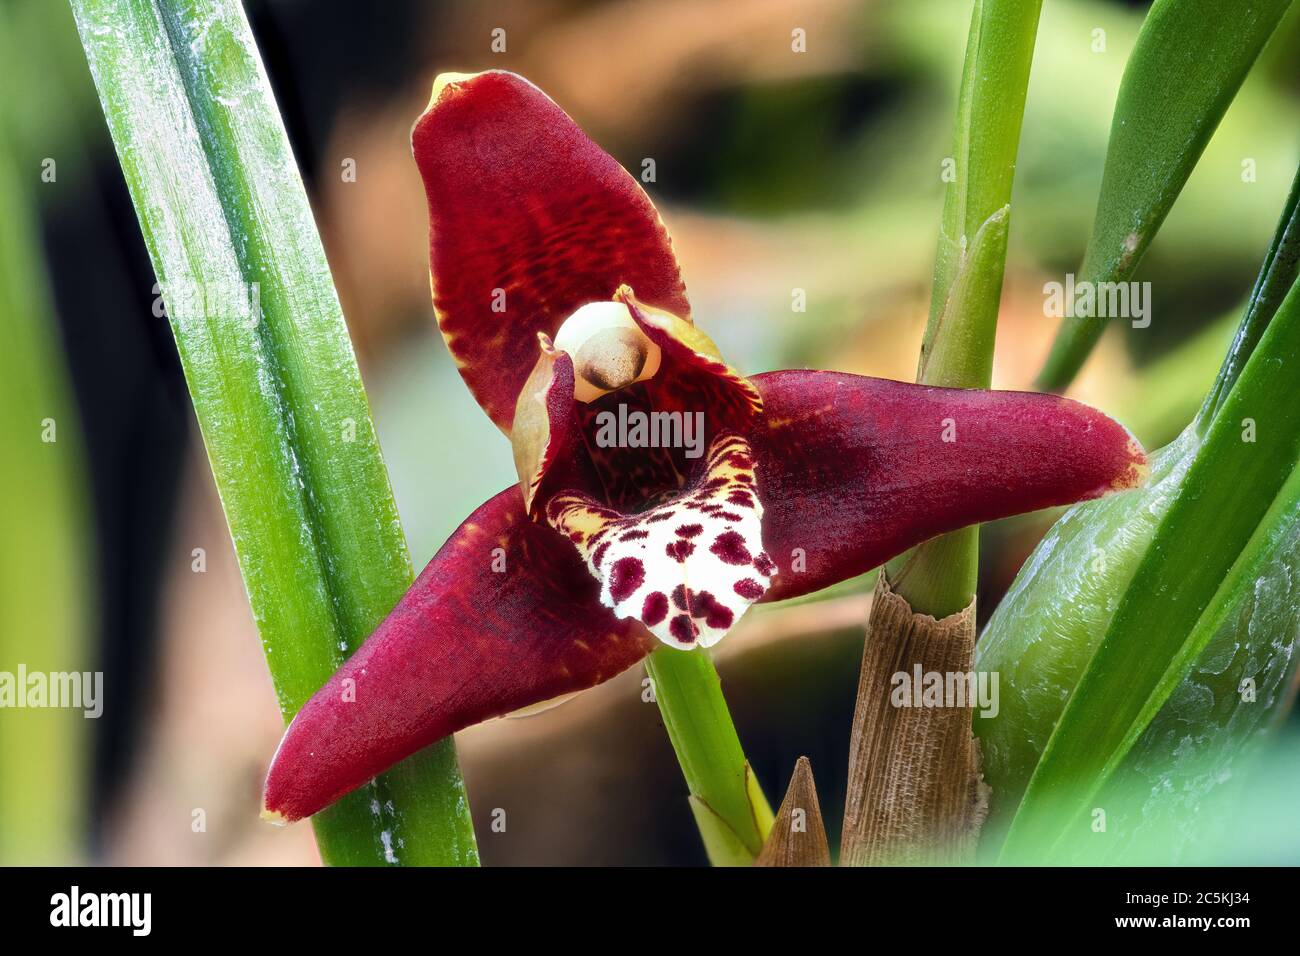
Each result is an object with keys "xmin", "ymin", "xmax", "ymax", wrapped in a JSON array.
[{"xmin": 547, "ymin": 433, "xmax": 773, "ymax": 649}]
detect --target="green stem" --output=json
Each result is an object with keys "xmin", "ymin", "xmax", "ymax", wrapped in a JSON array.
[
  {"xmin": 886, "ymin": 0, "xmax": 1042, "ymax": 617},
  {"xmin": 645, "ymin": 647, "xmax": 773, "ymax": 866},
  {"xmin": 71, "ymin": 0, "xmax": 476, "ymax": 865}
]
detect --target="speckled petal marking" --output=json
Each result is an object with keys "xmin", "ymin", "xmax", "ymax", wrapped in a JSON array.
[{"xmin": 547, "ymin": 433, "xmax": 772, "ymax": 649}]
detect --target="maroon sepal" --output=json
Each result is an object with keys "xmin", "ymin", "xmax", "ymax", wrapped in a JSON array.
[
  {"xmin": 750, "ymin": 371, "xmax": 1147, "ymax": 601},
  {"xmin": 262, "ymin": 486, "xmax": 654, "ymax": 823}
]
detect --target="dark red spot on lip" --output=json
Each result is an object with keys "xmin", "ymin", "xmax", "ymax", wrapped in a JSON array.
[
  {"xmin": 666, "ymin": 540, "xmax": 695, "ymax": 562},
  {"xmin": 608, "ymin": 556, "xmax": 645, "ymax": 603},
  {"xmin": 642, "ymin": 590, "xmax": 668, "ymax": 627},
  {"xmin": 711, "ymin": 530, "xmax": 752, "ymax": 565},
  {"xmin": 694, "ymin": 591, "xmax": 733, "ymax": 629},
  {"xmin": 645, "ymin": 511, "xmax": 674, "ymax": 523},
  {"xmin": 753, "ymin": 552, "xmax": 777, "ymax": 576},
  {"xmin": 675, "ymin": 523, "xmax": 703, "ymax": 538},
  {"xmin": 708, "ymin": 607, "xmax": 733, "ymax": 629},
  {"xmin": 718, "ymin": 511, "xmax": 743, "ymax": 522},
  {"xmin": 727, "ymin": 490, "xmax": 754, "ymax": 508},
  {"xmin": 619, "ymin": 529, "xmax": 649, "ymax": 541},
  {"xmin": 592, "ymin": 541, "xmax": 610, "ymax": 568},
  {"xmin": 733, "ymin": 578, "xmax": 764, "ymax": 600},
  {"xmin": 672, "ymin": 584, "xmax": 689, "ymax": 610},
  {"xmin": 669, "ymin": 614, "xmax": 698, "ymax": 644}
]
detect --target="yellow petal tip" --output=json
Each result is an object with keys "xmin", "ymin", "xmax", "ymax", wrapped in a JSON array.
[{"xmin": 260, "ymin": 806, "xmax": 288, "ymax": 827}]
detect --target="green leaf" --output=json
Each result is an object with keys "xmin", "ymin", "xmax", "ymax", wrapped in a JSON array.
[
  {"xmin": 70, "ymin": 0, "xmax": 477, "ymax": 866},
  {"xmin": 1031, "ymin": 725, "xmax": 1300, "ymax": 866},
  {"xmin": 918, "ymin": 205, "xmax": 1010, "ymax": 394},
  {"xmin": 978, "ymin": 167, "xmax": 1300, "ymax": 859},
  {"xmin": 0, "ymin": 104, "xmax": 90, "ymax": 865},
  {"xmin": 1054, "ymin": 466, "xmax": 1300, "ymax": 864},
  {"xmin": 1036, "ymin": 0, "xmax": 1293, "ymax": 391},
  {"xmin": 1197, "ymin": 162, "xmax": 1300, "ymax": 432},
  {"xmin": 887, "ymin": 0, "xmax": 1042, "ymax": 618},
  {"xmin": 1000, "ymin": 271, "xmax": 1300, "ymax": 860},
  {"xmin": 974, "ymin": 432, "xmax": 1200, "ymax": 833}
]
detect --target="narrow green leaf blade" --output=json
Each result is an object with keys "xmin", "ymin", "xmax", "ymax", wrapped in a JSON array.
[
  {"xmin": 1036, "ymin": 0, "xmax": 1293, "ymax": 391},
  {"xmin": 974, "ymin": 432, "xmax": 1199, "ymax": 830},
  {"xmin": 1197, "ymin": 164, "xmax": 1300, "ymax": 430},
  {"xmin": 1056, "ymin": 464, "xmax": 1300, "ymax": 864},
  {"xmin": 925, "ymin": 0, "xmax": 1042, "ymax": 361},
  {"xmin": 70, "ymin": 0, "xmax": 477, "ymax": 865}
]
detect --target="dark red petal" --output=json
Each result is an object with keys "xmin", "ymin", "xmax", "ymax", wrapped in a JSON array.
[
  {"xmin": 621, "ymin": 290, "xmax": 762, "ymax": 435},
  {"xmin": 262, "ymin": 487, "xmax": 655, "ymax": 823},
  {"xmin": 412, "ymin": 71, "xmax": 690, "ymax": 431},
  {"xmin": 749, "ymin": 371, "xmax": 1147, "ymax": 602}
]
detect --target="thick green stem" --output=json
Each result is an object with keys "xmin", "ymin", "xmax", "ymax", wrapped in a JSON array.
[
  {"xmin": 645, "ymin": 647, "xmax": 773, "ymax": 866},
  {"xmin": 886, "ymin": 0, "xmax": 1042, "ymax": 617},
  {"xmin": 71, "ymin": 0, "xmax": 476, "ymax": 865}
]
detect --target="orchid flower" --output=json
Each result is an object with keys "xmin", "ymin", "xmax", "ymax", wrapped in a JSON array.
[{"xmin": 262, "ymin": 71, "xmax": 1147, "ymax": 823}]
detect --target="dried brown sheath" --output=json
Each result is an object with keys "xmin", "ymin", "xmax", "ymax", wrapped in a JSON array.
[
  {"xmin": 840, "ymin": 572, "xmax": 989, "ymax": 865},
  {"xmin": 756, "ymin": 757, "xmax": 831, "ymax": 867}
]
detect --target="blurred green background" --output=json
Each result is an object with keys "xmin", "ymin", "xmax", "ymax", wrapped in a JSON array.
[{"xmin": 1, "ymin": 0, "xmax": 1297, "ymax": 864}]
